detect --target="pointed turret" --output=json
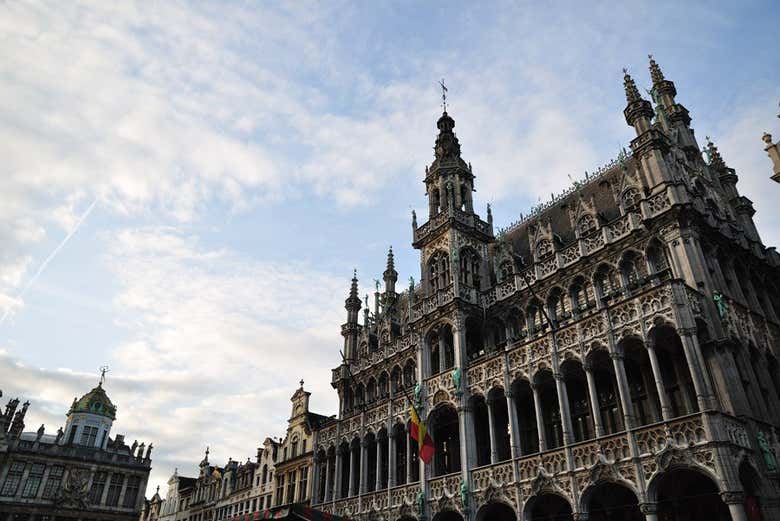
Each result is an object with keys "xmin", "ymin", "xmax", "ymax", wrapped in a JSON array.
[
  {"xmin": 648, "ymin": 55, "xmax": 665, "ymax": 85},
  {"xmin": 341, "ymin": 271, "xmax": 361, "ymax": 361},
  {"xmin": 706, "ymin": 137, "xmax": 760, "ymax": 243},
  {"xmin": 344, "ymin": 270, "xmax": 361, "ymax": 320},
  {"xmin": 383, "ymin": 246, "xmax": 398, "ymax": 297},
  {"xmin": 705, "ymin": 138, "xmax": 727, "ymax": 171},
  {"xmin": 647, "ymin": 55, "xmax": 694, "ymax": 147},
  {"xmin": 623, "ymin": 69, "xmax": 654, "ymax": 134}
]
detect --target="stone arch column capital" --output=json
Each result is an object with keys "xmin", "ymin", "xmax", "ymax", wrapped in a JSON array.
[{"xmin": 720, "ymin": 491, "xmax": 745, "ymax": 505}]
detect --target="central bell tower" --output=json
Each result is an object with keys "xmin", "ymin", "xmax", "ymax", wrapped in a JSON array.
[{"xmin": 412, "ymin": 109, "xmax": 494, "ymax": 303}]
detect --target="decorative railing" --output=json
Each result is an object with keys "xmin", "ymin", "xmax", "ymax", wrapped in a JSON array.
[
  {"xmin": 411, "ymin": 284, "xmax": 455, "ymax": 321},
  {"xmin": 428, "ymin": 472, "xmax": 461, "ymax": 500}
]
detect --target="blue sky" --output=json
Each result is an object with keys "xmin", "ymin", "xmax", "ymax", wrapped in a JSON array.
[{"xmin": 1, "ymin": 1, "xmax": 778, "ymax": 494}]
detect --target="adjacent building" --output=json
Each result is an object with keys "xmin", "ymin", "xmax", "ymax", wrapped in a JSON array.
[
  {"xmin": 0, "ymin": 380, "xmax": 152, "ymax": 520},
  {"xmin": 308, "ymin": 57, "xmax": 780, "ymax": 521},
  {"xmin": 155, "ymin": 383, "xmax": 329, "ymax": 521}
]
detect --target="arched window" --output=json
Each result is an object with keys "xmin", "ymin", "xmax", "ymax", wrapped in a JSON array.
[
  {"xmin": 621, "ymin": 187, "xmax": 641, "ymax": 214},
  {"xmin": 459, "ymin": 248, "xmax": 481, "ymax": 288},
  {"xmin": 391, "ymin": 366, "xmax": 402, "ymax": 393},
  {"xmin": 527, "ymin": 300, "xmax": 544, "ymax": 334},
  {"xmin": 431, "ymin": 188, "xmax": 441, "ymax": 214},
  {"xmin": 578, "ymin": 214, "xmax": 597, "ymax": 236},
  {"xmin": 428, "ymin": 251, "xmax": 450, "ymax": 292},
  {"xmin": 403, "ymin": 360, "xmax": 416, "ymax": 388},
  {"xmin": 569, "ymin": 277, "xmax": 588, "ymax": 313},
  {"xmin": 536, "ymin": 239, "xmax": 553, "ymax": 259},
  {"xmin": 291, "ymin": 437, "xmax": 299, "ymax": 458},
  {"xmin": 499, "ymin": 261, "xmax": 513, "ymax": 282},
  {"xmin": 646, "ymin": 240, "xmax": 670, "ymax": 275},
  {"xmin": 378, "ymin": 372, "xmax": 389, "ymax": 398},
  {"xmin": 366, "ymin": 378, "xmax": 377, "ymax": 403},
  {"xmin": 594, "ymin": 265, "xmax": 618, "ymax": 300},
  {"xmin": 547, "ymin": 288, "xmax": 567, "ymax": 323},
  {"xmin": 620, "ymin": 251, "xmax": 643, "ymax": 289}
]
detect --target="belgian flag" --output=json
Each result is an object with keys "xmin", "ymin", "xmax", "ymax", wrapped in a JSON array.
[{"xmin": 410, "ymin": 404, "xmax": 435, "ymax": 464}]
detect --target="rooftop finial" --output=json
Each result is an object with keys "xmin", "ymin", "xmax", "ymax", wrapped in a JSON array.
[
  {"xmin": 623, "ymin": 68, "xmax": 642, "ymax": 103},
  {"xmin": 299, "ymin": 379, "xmax": 304, "ymax": 389},
  {"xmin": 439, "ymin": 78, "xmax": 448, "ymax": 113},
  {"xmin": 648, "ymin": 54, "xmax": 665, "ymax": 84},
  {"xmin": 705, "ymin": 137, "xmax": 726, "ymax": 169},
  {"xmin": 99, "ymin": 365, "xmax": 109, "ymax": 386}
]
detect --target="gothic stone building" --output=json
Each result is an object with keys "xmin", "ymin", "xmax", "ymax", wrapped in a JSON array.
[
  {"xmin": 0, "ymin": 382, "xmax": 151, "ymax": 520},
  {"xmin": 309, "ymin": 58, "xmax": 780, "ymax": 521}
]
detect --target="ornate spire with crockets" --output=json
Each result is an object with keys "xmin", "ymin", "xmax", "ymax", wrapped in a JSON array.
[
  {"xmin": 648, "ymin": 54, "xmax": 665, "ymax": 84},
  {"xmin": 384, "ymin": 246, "xmax": 398, "ymax": 297},
  {"xmin": 345, "ymin": 269, "xmax": 361, "ymax": 313},
  {"xmin": 623, "ymin": 68, "xmax": 642, "ymax": 104},
  {"xmin": 705, "ymin": 137, "xmax": 727, "ymax": 170},
  {"xmin": 623, "ymin": 68, "xmax": 654, "ymax": 133}
]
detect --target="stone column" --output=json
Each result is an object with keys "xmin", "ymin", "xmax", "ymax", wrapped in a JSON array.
[
  {"xmin": 554, "ymin": 372, "xmax": 574, "ymax": 446},
  {"xmin": 333, "ymin": 449, "xmax": 343, "ymax": 500},
  {"xmin": 312, "ymin": 455, "xmax": 322, "ymax": 504},
  {"xmin": 679, "ymin": 330, "xmax": 714, "ymax": 411},
  {"xmin": 375, "ymin": 439, "xmax": 382, "ymax": 491},
  {"xmin": 645, "ymin": 341, "xmax": 673, "ymax": 421},
  {"xmin": 639, "ymin": 502, "xmax": 658, "ymax": 521},
  {"xmin": 505, "ymin": 390, "xmax": 522, "ymax": 457},
  {"xmin": 348, "ymin": 447, "xmax": 357, "ymax": 497},
  {"xmin": 721, "ymin": 492, "xmax": 748, "ymax": 521},
  {"xmin": 486, "ymin": 397, "xmax": 498, "ymax": 464},
  {"xmin": 438, "ymin": 334, "xmax": 446, "ymax": 374},
  {"xmin": 405, "ymin": 427, "xmax": 412, "ymax": 483},
  {"xmin": 531, "ymin": 382, "xmax": 547, "ymax": 451},
  {"xmin": 388, "ymin": 431, "xmax": 397, "ymax": 487},
  {"xmin": 583, "ymin": 362, "xmax": 604, "ymax": 437},
  {"xmin": 324, "ymin": 455, "xmax": 333, "ymax": 501},
  {"xmin": 610, "ymin": 351, "xmax": 635, "ymax": 430},
  {"xmin": 359, "ymin": 440, "xmax": 369, "ymax": 495},
  {"xmin": 117, "ymin": 475, "xmax": 128, "ymax": 510}
]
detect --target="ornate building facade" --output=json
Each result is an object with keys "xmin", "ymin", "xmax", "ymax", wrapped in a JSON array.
[
  {"xmin": 309, "ymin": 58, "xmax": 780, "ymax": 521},
  {"xmin": 0, "ymin": 381, "xmax": 152, "ymax": 520}
]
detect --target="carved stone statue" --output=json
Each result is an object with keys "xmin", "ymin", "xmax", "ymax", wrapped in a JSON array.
[
  {"xmin": 757, "ymin": 431, "xmax": 777, "ymax": 472},
  {"xmin": 413, "ymin": 383, "xmax": 422, "ymax": 407},
  {"xmin": 452, "ymin": 367, "xmax": 461, "ymax": 392},
  {"xmin": 55, "ymin": 426, "xmax": 64, "ymax": 443},
  {"xmin": 459, "ymin": 480, "xmax": 469, "ymax": 508},
  {"xmin": 713, "ymin": 291, "xmax": 727, "ymax": 319}
]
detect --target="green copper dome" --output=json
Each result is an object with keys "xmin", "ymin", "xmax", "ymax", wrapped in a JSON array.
[{"xmin": 68, "ymin": 383, "xmax": 117, "ymax": 420}]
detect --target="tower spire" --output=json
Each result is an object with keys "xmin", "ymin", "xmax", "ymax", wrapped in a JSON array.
[
  {"xmin": 648, "ymin": 54, "xmax": 665, "ymax": 84},
  {"xmin": 705, "ymin": 137, "xmax": 727, "ymax": 170},
  {"xmin": 623, "ymin": 68, "xmax": 642, "ymax": 104},
  {"xmin": 622, "ymin": 68, "xmax": 654, "ymax": 134},
  {"xmin": 383, "ymin": 246, "xmax": 398, "ymax": 297}
]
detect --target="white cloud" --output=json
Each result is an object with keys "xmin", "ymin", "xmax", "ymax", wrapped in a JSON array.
[{"xmin": 1, "ymin": 226, "xmax": 347, "ymax": 493}]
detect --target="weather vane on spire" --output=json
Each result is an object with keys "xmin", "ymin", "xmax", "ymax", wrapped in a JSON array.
[
  {"xmin": 439, "ymin": 78, "xmax": 448, "ymax": 112},
  {"xmin": 99, "ymin": 365, "xmax": 110, "ymax": 386}
]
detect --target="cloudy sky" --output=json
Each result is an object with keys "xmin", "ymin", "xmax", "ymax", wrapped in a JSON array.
[{"xmin": 1, "ymin": 0, "xmax": 778, "ymax": 496}]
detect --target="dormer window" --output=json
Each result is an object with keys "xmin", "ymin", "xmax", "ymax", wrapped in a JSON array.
[{"xmin": 79, "ymin": 426, "xmax": 98, "ymax": 447}]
